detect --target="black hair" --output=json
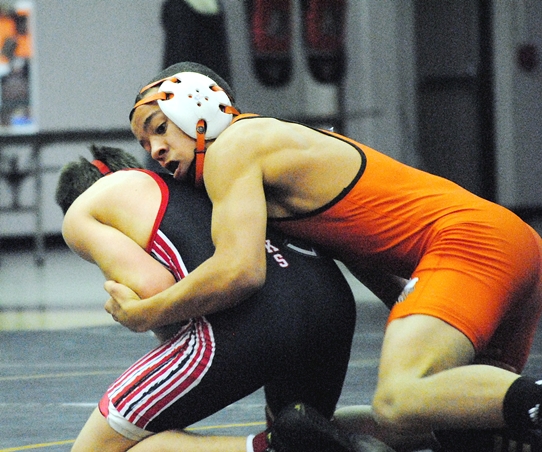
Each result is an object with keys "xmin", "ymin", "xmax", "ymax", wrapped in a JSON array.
[
  {"xmin": 130, "ymin": 61, "xmax": 237, "ymax": 120},
  {"xmin": 55, "ymin": 145, "xmax": 142, "ymax": 214}
]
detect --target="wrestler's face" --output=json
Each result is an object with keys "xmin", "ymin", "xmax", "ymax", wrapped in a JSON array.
[{"xmin": 131, "ymin": 97, "xmax": 195, "ymax": 181}]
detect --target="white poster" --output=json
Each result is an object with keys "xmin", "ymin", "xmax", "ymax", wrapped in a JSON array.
[{"xmin": 0, "ymin": 0, "xmax": 35, "ymax": 134}]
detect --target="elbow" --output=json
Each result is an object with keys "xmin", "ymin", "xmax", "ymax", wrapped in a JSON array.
[
  {"xmin": 244, "ymin": 268, "xmax": 265, "ymax": 290},
  {"xmin": 133, "ymin": 273, "xmax": 176, "ymax": 300},
  {"xmin": 228, "ymin": 262, "xmax": 266, "ymax": 304},
  {"xmin": 240, "ymin": 266, "xmax": 266, "ymax": 296},
  {"xmin": 372, "ymin": 388, "xmax": 403, "ymax": 431}
]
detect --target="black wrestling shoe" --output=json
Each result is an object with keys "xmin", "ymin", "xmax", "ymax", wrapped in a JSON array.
[{"xmin": 269, "ymin": 402, "xmax": 396, "ymax": 452}]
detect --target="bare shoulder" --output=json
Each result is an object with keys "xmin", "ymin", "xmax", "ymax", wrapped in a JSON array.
[
  {"xmin": 67, "ymin": 170, "xmax": 160, "ymax": 231},
  {"xmin": 205, "ymin": 116, "xmax": 362, "ymax": 214},
  {"xmin": 213, "ymin": 116, "xmax": 291, "ymax": 154},
  {"xmin": 67, "ymin": 171, "xmax": 148, "ymax": 212},
  {"xmin": 225, "ymin": 116, "xmax": 280, "ymax": 136},
  {"xmin": 63, "ymin": 170, "xmax": 161, "ymax": 253},
  {"xmin": 96, "ymin": 169, "xmax": 155, "ymax": 191}
]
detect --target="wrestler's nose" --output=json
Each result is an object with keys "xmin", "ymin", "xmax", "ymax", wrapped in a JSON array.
[{"xmin": 149, "ymin": 140, "xmax": 167, "ymax": 162}]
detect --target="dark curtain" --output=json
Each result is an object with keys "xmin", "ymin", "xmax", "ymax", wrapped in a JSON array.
[{"xmin": 161, "ymin": 0, "xmax": 231, "ymax": 81}]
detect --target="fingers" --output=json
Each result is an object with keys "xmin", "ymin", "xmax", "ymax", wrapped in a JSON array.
[
  {"xmin": 104, "ymin": 281, "xmax": 153, "ymax": 333},
  {"xmin": 104, "ymin": 280, "xmax": 121, "ymax": 297},
  {"xmin": 103, "ymin": 281, "xmax": 148, "ymax": 332},
  {"xmin": 104, "ymin": 297, "xmax": 121, "ymax": 326},
  {"xmin": 104, "ymin": 280, "xmax": 140, "ymax": 302},
  {"xmin": 104, "ymin": 281, "xmax": 125, "ymax": 324}
]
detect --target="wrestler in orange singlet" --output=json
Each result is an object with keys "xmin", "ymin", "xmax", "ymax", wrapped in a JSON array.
[{"xmin": 107, "ymin": 61, "xmax": 542, "ymax": 449}]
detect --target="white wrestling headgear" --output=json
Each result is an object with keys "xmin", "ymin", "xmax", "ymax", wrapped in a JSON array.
[{"xmin": 131, "ymin": 71, "xmax": 240, "ymax": 187}]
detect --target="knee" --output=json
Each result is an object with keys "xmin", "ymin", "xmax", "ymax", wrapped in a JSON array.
[
  {"xmin": 332, "ymin": 405, "xmax": 374, "ymax": 433},
  {"xmin": 372, "ymin": 382, "xmax": 422, "ymax": 433}
]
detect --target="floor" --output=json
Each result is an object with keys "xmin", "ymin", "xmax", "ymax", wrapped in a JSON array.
[{"xmin": 1, "ymin": 242, "xmax": 542, "ymax": 451}]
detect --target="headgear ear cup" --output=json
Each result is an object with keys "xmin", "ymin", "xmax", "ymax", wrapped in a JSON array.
[
  {"xmin": 247, "ymin": 0, "xmax": 293, "ymax": 87},
  {"xmin": 132, "ymin": 71, "xmax": 239, "ymax": 188},
  {"xmin": 157, "ymin": 72, "xmax": 235, "ymax": 139},
  {"xmin": 302, "ymin": 0, "xmax": 346, "ymax": 84}
]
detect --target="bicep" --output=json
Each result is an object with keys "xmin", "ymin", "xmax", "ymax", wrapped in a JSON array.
[
  {"xmin": 62, "ymin": 211, "xmax": 175, "ymax": 298},
  {"xmin": 206, "ymin": 161, "xmax": 268, "ymax": 269}
]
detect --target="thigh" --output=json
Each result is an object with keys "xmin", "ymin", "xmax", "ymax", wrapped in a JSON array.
[
  {"xmin": 264, "ymin": 289, "xmax": 356, "ymax": 419},
  {"xmin": 105, "ymin": 317, "xmax": 234, "ymax": 435},
  {"xmin": 389, "ymin": 217, "xmax": 542, "ymax": 363},
  {"xmin": 144, "ymin": 313, "xmax": 272, "ymax": 432},
  {"xmin": 153, "ymin": 278, "xmax": 355, "ymax": 430},
  {"xmin": 375, "ymin": 314, "xmax": 520, "ymax": 430},
  {"xmin": 484, "ymin": 225, "xmax": 542, "ymax": 372},
  {"xmin": 379, "ymin": 314, "xmax": 475, "ymax": 384},
  {"xmin": 389, "ymin": 261, "xmax": 500, "ymax": 356}
]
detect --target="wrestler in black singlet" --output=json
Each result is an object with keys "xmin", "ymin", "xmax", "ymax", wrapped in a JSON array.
[{"xmin": 100, "ymin": 171, "xmax": 356, "ymax": 437}]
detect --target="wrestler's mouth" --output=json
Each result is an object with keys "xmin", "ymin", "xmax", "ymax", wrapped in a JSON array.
[
  {"xmin": 165, "ymin": 160, "xmax": 196, "ymax": 184},
  {"xmin": 165, "ymin": 160, "xmax": 181, "ymax": 178}
]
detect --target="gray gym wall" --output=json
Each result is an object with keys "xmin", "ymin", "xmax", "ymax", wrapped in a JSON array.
[{"xmin": 0, "ymin": 0, "xmax": 541, "ymax": 240}]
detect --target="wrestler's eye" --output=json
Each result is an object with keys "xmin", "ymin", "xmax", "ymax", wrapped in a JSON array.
[{"xmin": 156, "ymin": 122, "xmax": 167, "ymax": 135}]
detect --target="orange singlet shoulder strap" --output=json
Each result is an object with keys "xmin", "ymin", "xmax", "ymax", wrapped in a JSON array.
[{"xmin": 231, "ymin": 113, "xmax": 260, "ymax": 125}]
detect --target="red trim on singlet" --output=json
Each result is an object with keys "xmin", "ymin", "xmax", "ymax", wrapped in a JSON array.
[
  {"xmin": 106, "ymin": 317, "xmax": 216, "ymax": 429},
  {"xmin": 150, "ymin": 230, "xmax": 189, "ymax": 281},
  {"xmin": 134, "ymin": 169, "xmax": 170, "ymax": 254},
  {"xmin": 99, "ymin": 394, "xmax": 109, "ymax": 416},
  {"xmin": 130, "ymin": 169, "xmax": 188, "ymax": 280},
  {"xmin": 136, "ymin": 320, "xmax": 215, "ymax": 423}
]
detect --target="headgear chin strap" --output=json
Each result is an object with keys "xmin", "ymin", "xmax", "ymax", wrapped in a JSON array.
[{"xmin": 132, "ymin": 72, "xmax": 240, "ymax": 188}]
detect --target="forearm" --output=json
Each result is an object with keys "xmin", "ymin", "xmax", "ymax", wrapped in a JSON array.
[{"xmin": 128, "ymin": 255, "xmax": 265, "ymax": 330}]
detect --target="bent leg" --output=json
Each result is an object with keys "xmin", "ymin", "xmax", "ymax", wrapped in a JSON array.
[
  {"xmin": 71, "ymin": 408, "xmax": 137, "ymax": 452},
  {"xmin": 130, "ymin": 431, "xmax": 246, "ymax": 452},
  {"xmin": 72, "ymin": 407, "xmax": 246, "ymax": 452},
  {"xmin": 372, "ymin": 315, "xmax": 519, "ymax": 433}
]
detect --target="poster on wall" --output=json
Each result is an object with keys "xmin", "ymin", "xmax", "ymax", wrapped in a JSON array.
[{"xmin": 0, "ymin": 0, "xmax": 35, "ymax": 134}]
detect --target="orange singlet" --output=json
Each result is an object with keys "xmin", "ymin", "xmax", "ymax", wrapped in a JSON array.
[{"xmin": 251, "ymin": 116, "xmax": 542, "ymax": 373}]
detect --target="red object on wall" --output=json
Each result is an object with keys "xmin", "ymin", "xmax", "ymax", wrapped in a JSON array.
[
  {"xmin": 303, "ymin": 0, "xmax": 346, "ymax": 83},
  {"xmin": 248, "ymin": 0, "xmax": 293, "ymax": 86},
  {"xmin": 251, "ymin": 0, "xmax": 292, "ymax": 54}
]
